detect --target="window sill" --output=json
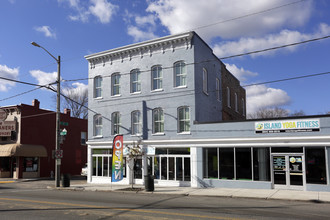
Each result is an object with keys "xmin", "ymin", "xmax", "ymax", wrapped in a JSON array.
[
  {"xmin": 94, "ymin": 97, "xmax": 103, "ymax": 100},
  {"xmin": 111, "ymin": 94, "xmax": 122, "ymax": 98},
  {"xmin": 203, "ymin": 91, "xmax": 209, "ymax": 96},
  {"xmin": 177, "ymin": 132, "xmax": 191, "ymax": 135},
  {"xmin": 152, "ymin": 133, "xmax": 165, "ymax": 136},
  {"xmin": 93, "ymin": 135, "xmax": 103, "ymax": 139},
  {"xmin": 130, "ymin": 134, "xmax": 142, "ymax": 137},
  {"xmin": 151, "ymin": 89, "xmax": 164, "ymax": 93},
  {"xmin": 174, "ymin": 85, "xmax": 187, "ymax": 89},
  {"xmin": 130, "ymin": 91, "xmax": 141, "ymax": 95}
]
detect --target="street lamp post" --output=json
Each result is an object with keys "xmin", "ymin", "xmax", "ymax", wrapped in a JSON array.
[{"xmin": 31, "ymin": 42, "xmax": 61, "ymax": 187}]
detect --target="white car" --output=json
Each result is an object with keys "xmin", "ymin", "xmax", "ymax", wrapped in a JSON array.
[{"xmin": 81, "ymin": 164, "xmax": 88, "ymax": 176}]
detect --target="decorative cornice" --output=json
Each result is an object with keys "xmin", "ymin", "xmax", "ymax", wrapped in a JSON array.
[{"xmin": 85, "ymin": 32, "xmax": 194, "ymax": 66}]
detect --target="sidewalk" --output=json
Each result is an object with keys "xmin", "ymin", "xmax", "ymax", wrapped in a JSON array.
[{"xmin": 61, "ymin": 179, "xmax": 330, "ymax": 203}]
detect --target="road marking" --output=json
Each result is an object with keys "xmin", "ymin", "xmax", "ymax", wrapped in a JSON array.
[
  {"xmin": 0, "ymin": 181, "xmax": 15, "ymax": 183},
  {"xmin": 0, "ymin": 197, "xmax": 247, "ymax": 220}
]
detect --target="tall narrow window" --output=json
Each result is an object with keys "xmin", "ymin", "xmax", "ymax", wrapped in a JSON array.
[
  {"xmin": 153, "ymin": 108, "xmax": 164, "ymax": 134},
  {"xmin": 94, "ymin": 114, "xmax": 102, "ymax": 136},
  {"xmin": 111, "ymin": 73, "xmax": 120, "ymax": 96},
  {"xmin": 227, "ymin": 87, "xmax": 231, "ymax": 107},
  {"xmin": 112, "ymin": 112, "xmax": 121, "ymax": 135},
  {"xmin": 151, "ymin": 66, "xmax": 162, "ymax": 91},
  {"xmin": 242, "ymin": 98, "xmax": 245, "ymax": 116},
  {"xmin": 203, "ymin": 68, "xmax": 208, "ymax": 94},
  {"xmin": 178, "ymin": 106, "xmax": 190, "ymax": 133},
  {"xmin": 174, "ymin": 61, "xmax": 187, "ymax": 87},
  {"xmin": 94, "ymin": 76, "xmax": 102, "ymax": 98},
  {"xmin": 216, "ymin": 78, "xmax": 221, "ymax": 101},
  {"xmin": 130, "ymin": 69, "xmax": 141, "ymax": 93},
  {"xmin": 131, "ymin": 110, "xmax": 142, "ymax": 135},
  {"xmin": 235, "ymin": 93, "xmax": 238, "ymax": 112}
]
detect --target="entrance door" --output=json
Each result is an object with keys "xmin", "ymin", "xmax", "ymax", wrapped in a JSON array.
[{"xmin": 272, "ymin": 154, "xmax": 304, "ymax": 189}]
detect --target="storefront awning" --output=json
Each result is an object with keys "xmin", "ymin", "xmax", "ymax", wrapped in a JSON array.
[{"xmin": 0, "ymin": 144, "xmax": 47, "ymax": 157}]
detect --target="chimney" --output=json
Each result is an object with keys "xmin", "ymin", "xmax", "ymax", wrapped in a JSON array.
[
  {"xmin": 32, "ymin": 99, "xmax": 40, "ymax": 109},
  {"xmin": 64, "ymin": 108, "xmax": 71, "ymax": 117}
]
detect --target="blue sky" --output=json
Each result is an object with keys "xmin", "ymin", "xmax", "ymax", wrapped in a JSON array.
[{"xmin": 0, "ymin": 0, "xmax": 330, "ymax": 116}]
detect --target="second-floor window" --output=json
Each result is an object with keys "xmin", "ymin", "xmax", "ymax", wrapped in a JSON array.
[
  {"xmin": 81, "ymin": 132, "xmax": 87, "ymax": 145},
  {"xmin": 174, "ymin": 61, "xmax": 187, "ymax": 87},
  {"xmin": 235, "ymin": 93, "xmax": 238, "ymax": 112},
  {"xmin": 216, "ymin": 78, "xmax": 221, "ymax": 101},
  {"xmin": 153, "ymin": 108, "xmax": 164, "ymax": 134},
  {"xmin": 112, "ymin": 112, "xmax": 121, "ymax": 135},
  {"xmin": 131, "ymin": 110, "xmax": 142, "ymax": 135},
  {"xmin": 178, "ymin": 106, "xmax": 190, "ymax": 133},
  {"xmin": 130, "ymin": 69, "xmax": 141, "ymax": 93},
  {"xmin": 94, "ymin": 114, "xmax": 102, "ymax": 137},
  {"xmin": 94, "ymin": 76, "xmax": 102, "ymax": 98},
  {"xmin": 111, "ymin": 73, "xmax": 120, "ymax": 96},
  {"xmin": 151, "ymin": 66, "xmax": 163, "ymax": 91},
  {"xmin": 227, "ymin": 87, "xmax": 231, "ymax": 107},
  {"xmin": 203, "ymin": 68, "xmax": 208, "ymax": 94}
]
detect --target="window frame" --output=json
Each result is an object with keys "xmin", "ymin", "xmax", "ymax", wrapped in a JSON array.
[
  {"xmin": 111, "ymin": 112, "xmax": 121, "ymax": 135},
  {"xmin": 152, "ymin": 108, "xmax": 164, "ymax": 134},
  {"xmin": 111, "ymin": 73, "xmax": 121, "ymax": 96},
  {"xmin": 174, "ymin": 61, "xmax": 187, "ymax": 88},
  {"xmin": 93, "ymin": 114, "xmax": 103, "ymax": 137},
  {"xmin": 203, "ymin": 68, "xmax": 208, "ymax": 95},
  {"xmin": 130, "ymin": 69, "xmax": 141, "ymax": 93},
  {"xmin": 81, "ymin": 132, "xmax": 87, "ymax": 145},
  {"xmin": 94, "ymin": 76, "xmax": 102, "ymax": 98},
  {"xmin": 216, "ymin": 78, "xmax": 221, "ymax": 102},
  {"xmin": 227, "ymin": 87, "xmax": 231, "ymax": 108},
  {"xmin": 235, "ymin": 93, "xmax": 238, "ymax": 112},
  {"xmin": 151, "ymin": 65, "xmax": 163, "ymax": 91},
  {"xmin": 131, "ymin": 110, "xmax": 142, "ymax": 135},
  {"xmin": 177, "ymin": 106, "xmax": 190, "ymax": 134}
]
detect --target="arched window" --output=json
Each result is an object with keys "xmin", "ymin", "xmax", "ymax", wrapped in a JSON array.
[
  {"xmin": 94, "ymin": 76, "xmax": 102, "ymax": 98},
  {"xmin": 174, "ymin": 61, "xmax": 187, "ymax": 87},
  {"xmin": 152, "ymin": 108, "xmax": 164, "ymax": 134},
  {"xmin": 130, "ymin": 69, "xmax": 141, "ymax": 93},
  {"xmin": 203, "ymin": 68, "xmax": 208, "ymax": 94},
  {"xmin": 131, "ymin": 110, "xmax": 142, "ymax": 135},
  {"xmin": 111, "ymin": 73, "xmax": 120, "ymax": 96},
  {"xmin": 151, "ymin": 66, "xmax": 163, "ymax": 91},
  {"xmin": 178, "ymin": 106, "xmax": 190, "ymax": 133},
  {"xmin": 111, "ymin": 112, "xmax": 121, "ymax": 135},
  {"xmin": 227, "ymin": 87, "xmax": 231, "ymax": 107},
  {"xmin": 93, "ymin": 114, "xmax": 102, "ymax": 136}
]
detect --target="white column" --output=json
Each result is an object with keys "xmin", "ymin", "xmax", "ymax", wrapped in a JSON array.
[
  {"xmin": 87, "ymin": 145, "xmax": 92, "ymax": 183},
  {"xmin": 190, "ymin": 147, "xmax": 203, "ymax": 188}
]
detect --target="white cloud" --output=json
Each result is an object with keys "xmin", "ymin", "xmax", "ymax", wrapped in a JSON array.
[
  {"xmin": 246, "ymin": 84, "xmax": 291, "ymax": 114},
  {"xmin": 147, "ymin": 0, "xmax": 312, "ymax": 40},
  {"xmin": 224, "ymin": 63, "xmax": 258, "ymax": 82},
  {"xmin": 29, "ymin": 70, "xmax": 58, "ymax": 90},
  {"xmin": 0, "ymin": 64, "xmax": 19, "ymax": 92},
  {"xmin": 62, "ymin": 82, "xmax": 88, "ymax": 97},
  {"xmin": 214, "ymin": 23, "xmax": 330, "ymax": 58},
  {"xmin": 124, "ymin": 12, "xmax": 158, "ymax": 42},
  {"xmin": 58, "ymin": 0, "xmax": 118, "ymax": 24},
  {"xmin": 34, "ymin": 26, "xmax": 57, "ymax": 39}
]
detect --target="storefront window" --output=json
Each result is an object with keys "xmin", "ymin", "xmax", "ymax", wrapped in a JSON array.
[
  {"xmin": 219, "ymin": 148, "xmax": 234, "ymax": 179},
  {"xmin": 184, "ymin": 158, "xmax": 191, "ymax": 181},
  {"xmin": 176, "ymin": 157, "xmax": 183, "ymax": 180},
  {"xmin": 236, "ymin": 148, "xmax": 252, "ymax": 180},
  {"xmin": 203, "ymin": 148, "xmax": 218, "ymax": 178},
  {"xmin": 134, "ymin": 158, "xmax": 142, "ymax": 179},
  {"xmin": 306, "ymin": 148, "xmax": 326, "ymax": 184},
  {"xmin": 161, "ymin": 157, "xmax": 168, "ymax": 180},
  {"xmin": 154, "ymin": 157, "xmax": 160, "ymax": 179},
  {"xmin": 253, "ymin": 148, "xmax": 270, "ymax": 181},
  {"xmin": 23, "ymin": 157, "xmax": 38, "ymax": 172}
]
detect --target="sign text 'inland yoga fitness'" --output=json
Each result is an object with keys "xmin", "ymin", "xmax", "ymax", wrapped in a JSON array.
[
  {"xmin": 255, "ymin": 118, "xmax": 320, "ymax": 134},
  {"xmin": 111, "ymin": 135, "xmax": 124, "ymax": 182}
]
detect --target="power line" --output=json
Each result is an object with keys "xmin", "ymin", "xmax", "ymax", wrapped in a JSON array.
[
  {"xmin": 0, "ymin": 87, "xmax": 44, "ymax": 102},
  {"xmin": 192, "ymin": 0, "xmax": 306, "ymax": 32},
  {"xmin": 0, "ymin": 76, "xmax": 56, "ymax": 88},
  {"xmin": 62, "ymin": 34, "xmax": 330, "ymax": 83},
  {"xmin": 220, "ymin": 35, "xmax": 330, "ymax": 59}
]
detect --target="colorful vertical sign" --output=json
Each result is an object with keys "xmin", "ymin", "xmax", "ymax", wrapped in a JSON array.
[{"xmin": 111, "ymin": 134, "xmax": 123, "ymax": 182}]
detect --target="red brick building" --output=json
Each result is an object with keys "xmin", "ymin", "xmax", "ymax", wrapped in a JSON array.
[
  {"xmin": 221, "ymin": 63, "xmax": 246, "ymax": 121},
  {"xmin": 0, "ymin": 99, "xmax": 87, "ymax": 179}
]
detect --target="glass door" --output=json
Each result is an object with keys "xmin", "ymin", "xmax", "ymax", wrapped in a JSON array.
[{"xmin": 272, "ymin": 154, "xmax": 304, "ymax": 189}]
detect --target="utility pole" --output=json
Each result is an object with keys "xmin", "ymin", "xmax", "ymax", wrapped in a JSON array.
[{"xmin": 31, "ymin": 42, "xmax": 61, "ymax": 187}]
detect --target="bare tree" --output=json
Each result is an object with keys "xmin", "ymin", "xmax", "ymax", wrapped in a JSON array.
[
  {"xmin": 61, "ymin": 84, "xmax": 88, "ymax": 119},
  {"xmin": 248, "ymin": 107, "xmax": 289, "ymax": 119}
]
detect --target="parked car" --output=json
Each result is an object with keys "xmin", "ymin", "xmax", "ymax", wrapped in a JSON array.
[{"xmin": 81, "ymin": 163, "xmax": 88, "ymax": 176}]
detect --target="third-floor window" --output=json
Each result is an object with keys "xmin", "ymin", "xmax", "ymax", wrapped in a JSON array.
[
  {"xmin": 111, "ymin": 73, "xmax": 120, "ymax": 96},
  {"xmin": 174, "ymin": 61, "xmax": 187, "ymax": 87},
  {"xmin": 130, "ymin": 69, "xmax": 141, "ymax": 93},
  {"xmin": 151, "ymin": 66, "xmax": 163, "ymax": 91}
]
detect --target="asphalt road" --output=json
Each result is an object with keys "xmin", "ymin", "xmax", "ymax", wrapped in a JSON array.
[{"xmin": 0, "ymin": 180, "xmax": 330, "ymax": 220}]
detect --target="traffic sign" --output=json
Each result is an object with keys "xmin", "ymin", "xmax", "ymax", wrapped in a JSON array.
[{"xmin": 55, "ymin": 150, "xmax": 63, "ymax": 159}]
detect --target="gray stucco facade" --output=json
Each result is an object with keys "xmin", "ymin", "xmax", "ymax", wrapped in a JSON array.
[{"xmin": 85, "ymin": 32, "xmax": 330, "ymax": 192}]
